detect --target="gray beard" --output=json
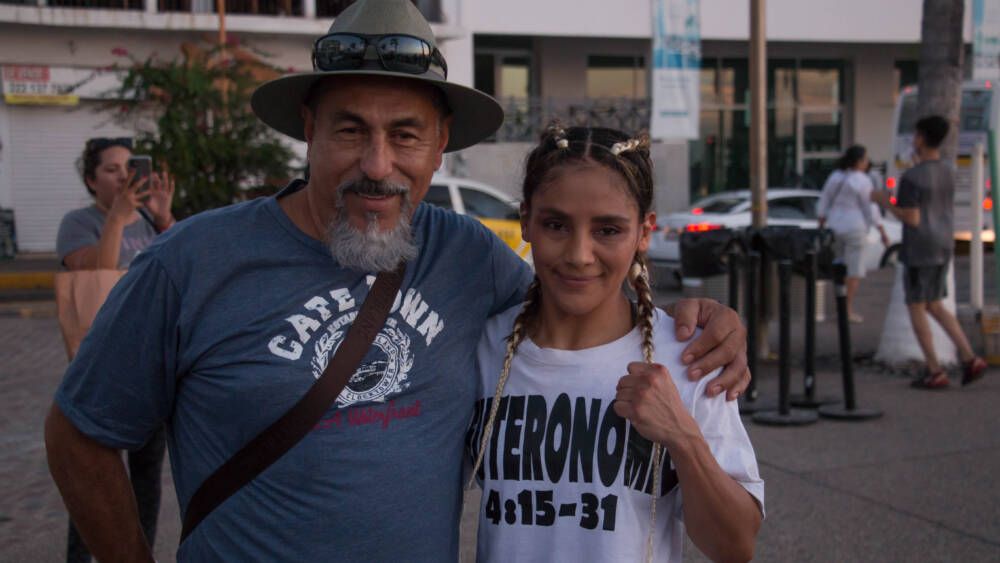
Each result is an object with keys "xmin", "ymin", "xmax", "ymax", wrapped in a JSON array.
[{"xmin": 327, "ymin": 179, "xmax": 418, "ymax": 272}]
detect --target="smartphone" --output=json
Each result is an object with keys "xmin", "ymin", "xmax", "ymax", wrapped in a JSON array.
[{"xmin": 127, "ymin": 155, "xmax": 153, "ymax": 193}]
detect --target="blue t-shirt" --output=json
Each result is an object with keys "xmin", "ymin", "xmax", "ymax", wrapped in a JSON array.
[{"xmin": 55, "ymin": 183, "xmax": 532, "ymax": 561}]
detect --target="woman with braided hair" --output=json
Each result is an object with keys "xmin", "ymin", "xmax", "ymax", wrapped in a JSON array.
[{"xmin": 466, "ymin": 125, "xmax": 763, "ymax": 562}]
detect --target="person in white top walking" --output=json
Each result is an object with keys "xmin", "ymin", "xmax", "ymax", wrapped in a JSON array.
[{"xmin": 817, "ymin": 145, "xmax": 891, "ymax": 322}]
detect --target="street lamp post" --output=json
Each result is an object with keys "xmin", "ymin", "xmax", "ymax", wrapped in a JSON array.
[
  {"xmin": 749, "ymin": 0, "xmax": 768, "ymax": 361},
  {"xmin": 750, "ymin": 0, "xmax": 767, "ymax": 229}
]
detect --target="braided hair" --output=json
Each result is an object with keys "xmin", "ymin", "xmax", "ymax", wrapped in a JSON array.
[
  {"xmin": 468, "ymin": 279, "xmax": 541, "ymax": 487},
  {"xmin": 469, "ymin": 121, "xmax": 662, "ymax": 562},
  {"xmin": 630, "ymin": 253, "xmax": 661, "ymax": 562}
]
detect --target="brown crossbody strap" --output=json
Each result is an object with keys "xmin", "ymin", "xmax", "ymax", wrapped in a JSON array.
[{"xmin": 180, "ymin": 263, "xmax": 407, "ymax": 542}]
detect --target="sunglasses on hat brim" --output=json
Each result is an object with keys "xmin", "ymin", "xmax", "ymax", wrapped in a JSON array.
[{"xmin": 312, "ymin": 33, "xmax": 448, "ymax": 80}]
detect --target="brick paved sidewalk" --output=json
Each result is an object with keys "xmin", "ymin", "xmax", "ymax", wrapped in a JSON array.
[{"xmin": 2, "ymin": 291, "xmax": 997, "ymax": 561}]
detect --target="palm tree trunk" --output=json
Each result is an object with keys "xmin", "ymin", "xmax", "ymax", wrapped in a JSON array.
[{"xmin": 916, "ymin": 0, "xmax": 966, "ymax": 163}]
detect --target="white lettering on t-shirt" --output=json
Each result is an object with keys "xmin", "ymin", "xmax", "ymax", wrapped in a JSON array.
[
  {"xmin": 416, "ymin": 310, "xmax": 445, "ymax": 346},
  {"xmin": 304, "ymin": 296, "xmax": 333, "ymax": 321},
  {"xmin": 400, "ymin": 289, "xmax": 429, "ymax": 328},
  {"xmin": 267, "ymin": 284, "xmax": 446, "ymax": 361},
  {"xmin": 268, "ymin": 334, "xmax": 303, "ymax": 360},
  {"xmin": 286, "ymin": 314, "xmax": 321, "ymax": 344},
  {"xmin": 328, "ymin": 288, "xmax": 356, "ymax": 311}
]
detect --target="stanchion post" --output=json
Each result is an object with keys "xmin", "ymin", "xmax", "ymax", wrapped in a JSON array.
[
  {"xmin": 752, "ymin": 259, "xmax": 817, "ymax": 426},
  {"xmin": 804, "ymin": 251, "xmax": 816, "ymax": 398},
  {"xmin": 818, "ymin": 264, "xmax": 882, "ymax": 421},
  {"xmin": 745, "ymin": 251, "xmax": 759, "ymax": 399},
  {"xmin": 971, "ymin": 142, "xmax": 984, "ymax": 313},
  {"xmin": 728, "ymin": 247, "xmax": 740, "ymax": 311},
  {"xmin": 836, "ymin": 263, "xmax": 856, "ymax": 410},
  {"xmin": 739, "ymin": 250, "xmax": 775, "ymax": 415},
  {"xmin": 790, "ymin": 248, "xmax": 837, "ymax": 408},
  {"xmin": 777, "ymin": 260, "xmax": 792, "ymax": 415}
]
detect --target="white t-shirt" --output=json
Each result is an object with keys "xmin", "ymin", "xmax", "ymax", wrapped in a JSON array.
[
  {"xmin": 467, "ymin": 306, "xmax": 765, "ymax": 563},
  {"xmin": 817, "ymin": 169, "xmax": 883, "ymax": 234}
]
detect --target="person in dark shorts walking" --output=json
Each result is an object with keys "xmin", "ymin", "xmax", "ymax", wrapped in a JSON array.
[{"xmin": 872, "ymin": 115, "xmax": 987, "ymax": 388}]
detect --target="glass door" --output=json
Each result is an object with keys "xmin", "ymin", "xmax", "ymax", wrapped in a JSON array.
[{"xmin": 797, "ymin": 107, "xmax": 843, "ymax": 189}]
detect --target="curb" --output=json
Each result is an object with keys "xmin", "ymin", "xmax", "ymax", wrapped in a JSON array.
[
  {"xmin": 0, "ymin": 301, "xmax": 57, "ymax": 319},
  {"xmin": 0, "ymin": 271, "xmax": 55, "ymax": 290}
]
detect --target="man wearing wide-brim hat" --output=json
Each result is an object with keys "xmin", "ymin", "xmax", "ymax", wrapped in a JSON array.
[{"xmin": 44, "ymin": 0, "xmax": 750, "ymax": 560}]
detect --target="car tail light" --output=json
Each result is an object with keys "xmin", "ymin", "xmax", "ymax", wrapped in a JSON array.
[
  {"xmin": 685, "ymin": 222, "xmax": 723, "ymax": 233},
  {"xmin": 886, "ymin": 177, "xmax": 897, "ymax": 190},
  {"xmin": 985, "ymin": 197, "xmax": 993, "ymax": 211},
  {"xmin": 691, "ymin": 207, "xmax": 704, "ymax": 215}
]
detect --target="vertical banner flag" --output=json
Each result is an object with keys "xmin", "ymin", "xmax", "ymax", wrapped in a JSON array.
[
  {"xmin": 973, "ymin": 0, "xmax": 1000, "ymax": 81},
  {"xmin": 650, "ymin": 0, "xmax": 701, "ymax": 140}
]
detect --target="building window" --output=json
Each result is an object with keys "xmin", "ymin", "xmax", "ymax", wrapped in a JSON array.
[
  {"xmin": 315, "ymin": 0, "xmax": 440, "ymax": 21},
  {"xmin": 690, "ymin": 58, "xmax": 846, "ymax": 198},
  {"xmin": 160, "ymin": 0, "xmax": 312, "ymax": 16},
  {"xmin": 473, "ymin": 54, "xmax": 532, "ymax": 100},
  {"xmin": 474, "ymin": 37, "xmax": 535, "ymax": 102},
  {"xmin": 586, "ymin": 55, "xmax": 646, "ymax": 99},
  {"xmin": 690, "ymin": 58, "xmax": 749, "ymax": 199},
  {"xmin": 48, "ymin": 0, "xmax": 142, "ymax": 8}
]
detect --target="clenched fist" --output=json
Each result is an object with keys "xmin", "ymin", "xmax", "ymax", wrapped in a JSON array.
[{"xmin": 613, "ymin": 362, "xmax": 700, "ymax": 449}]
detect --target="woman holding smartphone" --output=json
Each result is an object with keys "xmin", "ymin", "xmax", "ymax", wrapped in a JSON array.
[
  {"xmin": 57, "ymin": 137, "xmax": 175, "ymax": 270},
  {"xmin": 55, "ymin": 137, "xmax": 175, "ymax": 563}
]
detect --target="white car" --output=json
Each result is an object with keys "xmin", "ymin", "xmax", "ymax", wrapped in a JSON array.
[
  {"xmin": 648, "ymin": 189, "xmax": 902, "ymax": 285},
  {"xmin": 425, "ymin": 174, "xmax": 531, "ymax": 261}
]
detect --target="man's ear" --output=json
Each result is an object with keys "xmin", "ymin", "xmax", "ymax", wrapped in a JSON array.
[{"xmin": 302, "ymin": 105, "xmax": 316, "ymax": 144}]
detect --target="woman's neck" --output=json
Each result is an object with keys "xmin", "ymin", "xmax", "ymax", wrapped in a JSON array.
[{"xmin": 529, "ymin": 291, "xmax": 635, "ymax": 351}]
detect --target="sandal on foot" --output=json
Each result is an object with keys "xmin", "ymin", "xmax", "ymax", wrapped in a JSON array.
[
  {"xmin": 910, "ymin": 371, "xmax": 950, "ymax": 390},
  {"xmin": 962, "ymin": 356, "xmax": 988, "ymax": 386}
]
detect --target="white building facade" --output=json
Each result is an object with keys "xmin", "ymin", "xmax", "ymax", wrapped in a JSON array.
[{"xmin": 0, "ymin": 0, "xmax": 975, "ymax": 252}]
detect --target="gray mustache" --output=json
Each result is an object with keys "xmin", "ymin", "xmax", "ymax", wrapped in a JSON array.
[{"xmin": 339, "ymin": 178, "xmax": 409, "ymax": 198}]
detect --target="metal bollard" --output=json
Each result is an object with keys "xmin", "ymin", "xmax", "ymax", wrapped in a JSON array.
[
  {"xmin": 739, "ymin": 251, "xmax": 772, "ymax": 414},
  {"xmin": 818, "ymin": 264, "xmax": 883, "ymax": 421},
  {"xmin": 753, "ymin": 260, "xmax": 818, "ymax": 426},
  {"xmin": 790, "ymin": 250, "xmax": 837, "ymax": 408},
  {"xmin": 727, "ymin": 247, "xmax": 740, "ymax": 310}
]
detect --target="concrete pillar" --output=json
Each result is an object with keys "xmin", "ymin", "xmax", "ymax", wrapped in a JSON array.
[
  {"xmin": 438, "ymin": 29, "xmax": 474, "ymax": 176},
  {"xmin": 0, "ymin": 101, "xmax": 12, "ymax": 209},
  {"xmin": 440, "ymin": 33, "xmax": 473, "ymax": 88},
  {"xmin": 651, "ymin": 141, "xmax": 690, "ymax": 216},
  {"xmin": 303, "ymin": 0, "xmax": 316, "ymax": 20}
]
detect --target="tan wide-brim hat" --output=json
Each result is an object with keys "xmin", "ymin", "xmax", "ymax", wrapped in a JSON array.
[{"xmin": 251, "ymin": 0, "xmax": 503, "ymax": 153}]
